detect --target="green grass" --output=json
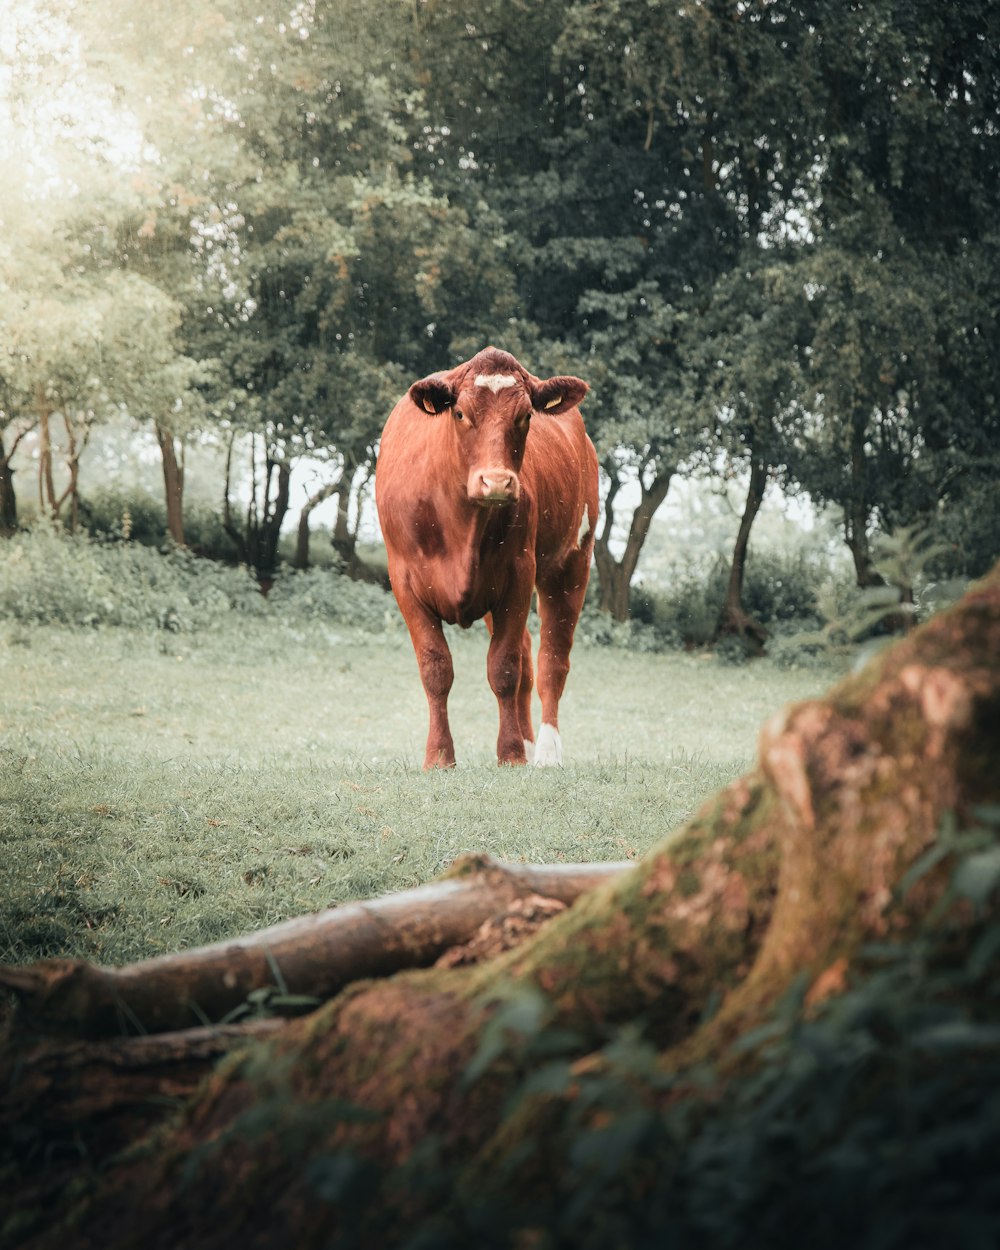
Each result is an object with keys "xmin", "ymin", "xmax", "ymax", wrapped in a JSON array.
[{"xmin": 0, "ymin": 619, "xmax": 836, "ymax": 967}]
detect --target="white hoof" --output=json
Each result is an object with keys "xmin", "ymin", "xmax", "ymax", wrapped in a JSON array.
[{"xmin": 533, "ymin": 723, "xmax": 563, "ymax": 767}]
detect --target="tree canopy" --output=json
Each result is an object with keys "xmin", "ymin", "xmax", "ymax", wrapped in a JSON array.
[{"xmin": 1, "ymin": 0, "xmax": 997, "ymax": 604}]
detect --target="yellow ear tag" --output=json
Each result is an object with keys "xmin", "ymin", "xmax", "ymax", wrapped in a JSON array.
[
  {"xmin": 544, "ymin": 394, "xmax": 562, "ymax": 410},
  {"xmin": 421, "ymin": 397, "xmax": 437, "ymax": 414}
]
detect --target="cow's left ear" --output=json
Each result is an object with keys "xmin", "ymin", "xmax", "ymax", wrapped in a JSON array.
[
  {"xmin": 409, "ymin": 375, "xmax": 456, "ymax": 415},
  {"xmin": 531, "ymin": 375, "xmax": 589, "ymax": 415}
]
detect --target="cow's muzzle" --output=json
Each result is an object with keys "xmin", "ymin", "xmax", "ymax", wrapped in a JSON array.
[{"xmin": 469, "ymin": 468, "xmax": 520, "ymax": 505}]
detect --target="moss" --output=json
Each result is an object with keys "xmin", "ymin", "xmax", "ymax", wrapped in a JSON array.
[{"xmin": 676, "ymin": 868, "xmax": 702, "ymax": 897}]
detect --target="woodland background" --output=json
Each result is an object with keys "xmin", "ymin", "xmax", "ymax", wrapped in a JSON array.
[{"xmin": 2, "ymin": 0, "xmax": 998, "ymax": 643}]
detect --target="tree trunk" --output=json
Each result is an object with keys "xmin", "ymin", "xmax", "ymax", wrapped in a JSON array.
[
  {"xmin": 255, "ymin": 455, "xmax": 290, "ymax": 582},
  {"xmin": 844, "ymin": 409, "xmax": 882, "ymax": 588},
  {"xmin": 293, "ymin": 477, "xmax": 342, "ymax": 570},
  {"xmin": 36, "ymin": 391, "xmax": 57, "ymax": 519},
  {"xmin": 222, "ymin": 434, "xmax": 291, "ymax": 583},
  {"xmin": 53, "ymin": 412, "xmax": 87, "ymax": 533},
  {"xmin": 3, "ymin": 566, "xmax": 999, "ymax": 1249},
  {"xmin": 156, "ymin": 423, "xmax": 186, "ymax": 546},
  {"xmin": 0, "ymin": 430, "xmax": 19, "ymax": 534},
  {"xmin": 593, "ymin": 458, "xmax": 673, "ymax": 622},
  {"xmin": 331, "ymin": 464, "xmax": 390, "ymax": 589},
  {"xmin": 715, "ymin": 448, "xmax": 769, "ymax": 651}
]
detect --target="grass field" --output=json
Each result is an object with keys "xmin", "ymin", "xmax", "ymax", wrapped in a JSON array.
[{"xmin": 0, "ymin": 618, "xmax": 837, "ymax": 968}]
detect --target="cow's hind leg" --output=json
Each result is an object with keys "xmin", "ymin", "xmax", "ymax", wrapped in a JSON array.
[
  {"xmin": 518, "ymin": 625, "xmax": 535, "ymax": 755},
  {"xmin": 534, "ymin": 551, "xmax": 590, "ymax": 766}
]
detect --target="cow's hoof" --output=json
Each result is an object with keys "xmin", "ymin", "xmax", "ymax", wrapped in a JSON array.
[
  {"xmin": 533, "ymin": 723, "xmax": 563, "ymax": 767},
  {"xmin": 423, "ymin": 751, "xmax": 456, "ymax": 770}
]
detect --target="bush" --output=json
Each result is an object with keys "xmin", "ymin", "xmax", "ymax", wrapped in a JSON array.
[
  {"xmin": 80, "ymin": 488, "xmax": 168, "ymax": 545},
  {"xmin": 260, "ymin": 566, "xmax": 398, "ymax": 633},
  {"xmin": 0, "ymin": 526, "xmax": 264, "ymax": 632},
  {"xmin": 80, "ymin": 489, "xmax": 241, "ymax": 563},
  {"xmin": 619, "ymin": 547, "xmax": 833, "ymax": 652}
]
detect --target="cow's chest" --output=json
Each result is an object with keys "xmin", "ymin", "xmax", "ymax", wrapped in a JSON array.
[{"xmin": 412, "ymin": 513, "xmax": 533, "ymax": 628}]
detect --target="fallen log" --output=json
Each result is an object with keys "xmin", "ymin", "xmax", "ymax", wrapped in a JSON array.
[{"xmin": 0, "ymin": 855, "xmax": 628, "ymax": 1039}]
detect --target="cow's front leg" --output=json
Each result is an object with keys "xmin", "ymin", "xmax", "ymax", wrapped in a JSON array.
[
  {"xmin": 487, "ymin": 603, "xmax": 531, "ymax": 766},
  {"xmin": 397, "ymin": 595, "xmax": 456, "ymax": 769}
]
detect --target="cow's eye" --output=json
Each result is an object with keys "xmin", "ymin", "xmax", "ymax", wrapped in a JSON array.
[{"xmin": 454, "ymin": 409, "xmax": 464, "ymax": 421}]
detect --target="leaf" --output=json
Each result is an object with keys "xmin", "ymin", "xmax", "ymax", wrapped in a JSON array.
[
  {"xmin": 912, "ymin": 1021, "xmax": 1000, "ymax": 1053},
  {"xmin": 966, "ymin": 924, "xmax": 1000, "ymax": 980},
  {"xmin": 952, "ymin": 847, "xmax": 1000, "ymax": 908},
  {"xmin": 897, "ymin": 843, "xmax": 951, "ymax": 898}
]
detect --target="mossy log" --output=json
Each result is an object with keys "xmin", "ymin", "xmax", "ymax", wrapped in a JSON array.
[{"xmin": 3, "ymin": 568, "xmax": 999, "ymax": 1250}]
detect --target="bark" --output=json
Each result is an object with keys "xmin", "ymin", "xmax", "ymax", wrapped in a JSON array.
[
  {"xmin": 33, "ymin": 398, "xmax": 88, "ymax": 530},
  {"xmin": 53, "ymin": 412, "xmax": 88, "ymax": 532},
  {"xmin": 156, "ymin": 423, "xmax": 185, "ymax": 546},
  {"xmin": 593, "ymin": 458, "xmax": 673, "ymax": 622},
  {"xmin": 36, "ymin": 390, "xmax": 57, "ymax": 517},
  {"xmin": 0, "ymin": 1020, "xmax": 285, "ymax": 1176},
  {"xmin": 715, "ymin": 447, "xmax": 769, "ymax": 651},
  {"xmin": 3, "ymin": 566, "xmax": 999, "ymax": 1249}
]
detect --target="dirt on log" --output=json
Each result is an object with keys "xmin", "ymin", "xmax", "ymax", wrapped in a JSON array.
[{"xmin": 2, "ymin": 566, "xmax": 999, "ymax": 1250}]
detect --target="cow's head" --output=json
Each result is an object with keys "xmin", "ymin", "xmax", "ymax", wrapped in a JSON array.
[{"xmin": 408, "ymin": 348, "xmax": 588, "ymax": 507}]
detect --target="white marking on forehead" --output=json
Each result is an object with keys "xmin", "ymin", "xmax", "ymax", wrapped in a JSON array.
[{"xmin": 475, "ymin": 374, "xmax": 518, "ymax": 393}]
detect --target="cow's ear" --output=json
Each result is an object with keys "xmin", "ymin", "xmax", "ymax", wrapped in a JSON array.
[
  {"xmin": 531, "ymin": 375, "xmax": 589, "ymax": 415},
  {"xmin": 409, "ymin": 376, "xmax": 456, "ymax": 415}
]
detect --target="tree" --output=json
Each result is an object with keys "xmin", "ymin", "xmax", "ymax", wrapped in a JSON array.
[
  {"xmin": 3, "ymin": 565, "xmax": 998, "ymax": 1247},
  {"xmin": 693, "ymin": 262, "xmax": 811, "ymax": 647},
  {"xmin": 0, "ymin": 0, "xmax": 235, "ymax": 542},
  {"xmin": 791, "ymin": 0, "xmax": 1000, "ymax": 584}
]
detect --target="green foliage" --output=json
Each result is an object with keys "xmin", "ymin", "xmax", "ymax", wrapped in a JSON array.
[
  {"xmin": 265, "ymin": 567, "xmax": 397, "ymax": 634},
  {"xmin": 770, "ymin": 525, "xmax": 970, "ymax": 666},
  {"xmin": 623, "ymin": 548, "xmax": 832, "ymax": 652},
  {"xmin": 80, "ymin": 487, "xmax": 241, "ymax": 561},
  {"xmin": 0, "ymin": 526, "xmax": 263, "ymax": 631},
  {"xmin": 6, "ymin": 0, "xmax": 999, "ymax": 617}
]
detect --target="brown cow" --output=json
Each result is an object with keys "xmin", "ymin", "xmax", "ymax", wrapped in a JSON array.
[{"xmin": 375, "ymin": 347, "xmax": 599, "ymax": 768}]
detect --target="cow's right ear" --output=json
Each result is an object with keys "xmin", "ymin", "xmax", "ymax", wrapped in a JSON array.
[{"xmin": 409, "ymin": 376, "xmax": 456, "ymax": 415}]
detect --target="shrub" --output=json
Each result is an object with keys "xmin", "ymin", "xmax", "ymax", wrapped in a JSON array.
[
  {"xmin": 0, "ymin": 526, "xmax": 264, "ymax": 632},
  {"xmin": 265, "ymin": 566, "xmax": 398, "ymax": 633},
  {"xmin": 625, "ymin": 547, "xmax": 836, "ymax": 651},
  {"xmin": 80, "ymin": 488, "xmax": 167, "ymax": 545},
  {"xmin": 80, "ymin": 488, "xmax": 241, "ymax": 563}
]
